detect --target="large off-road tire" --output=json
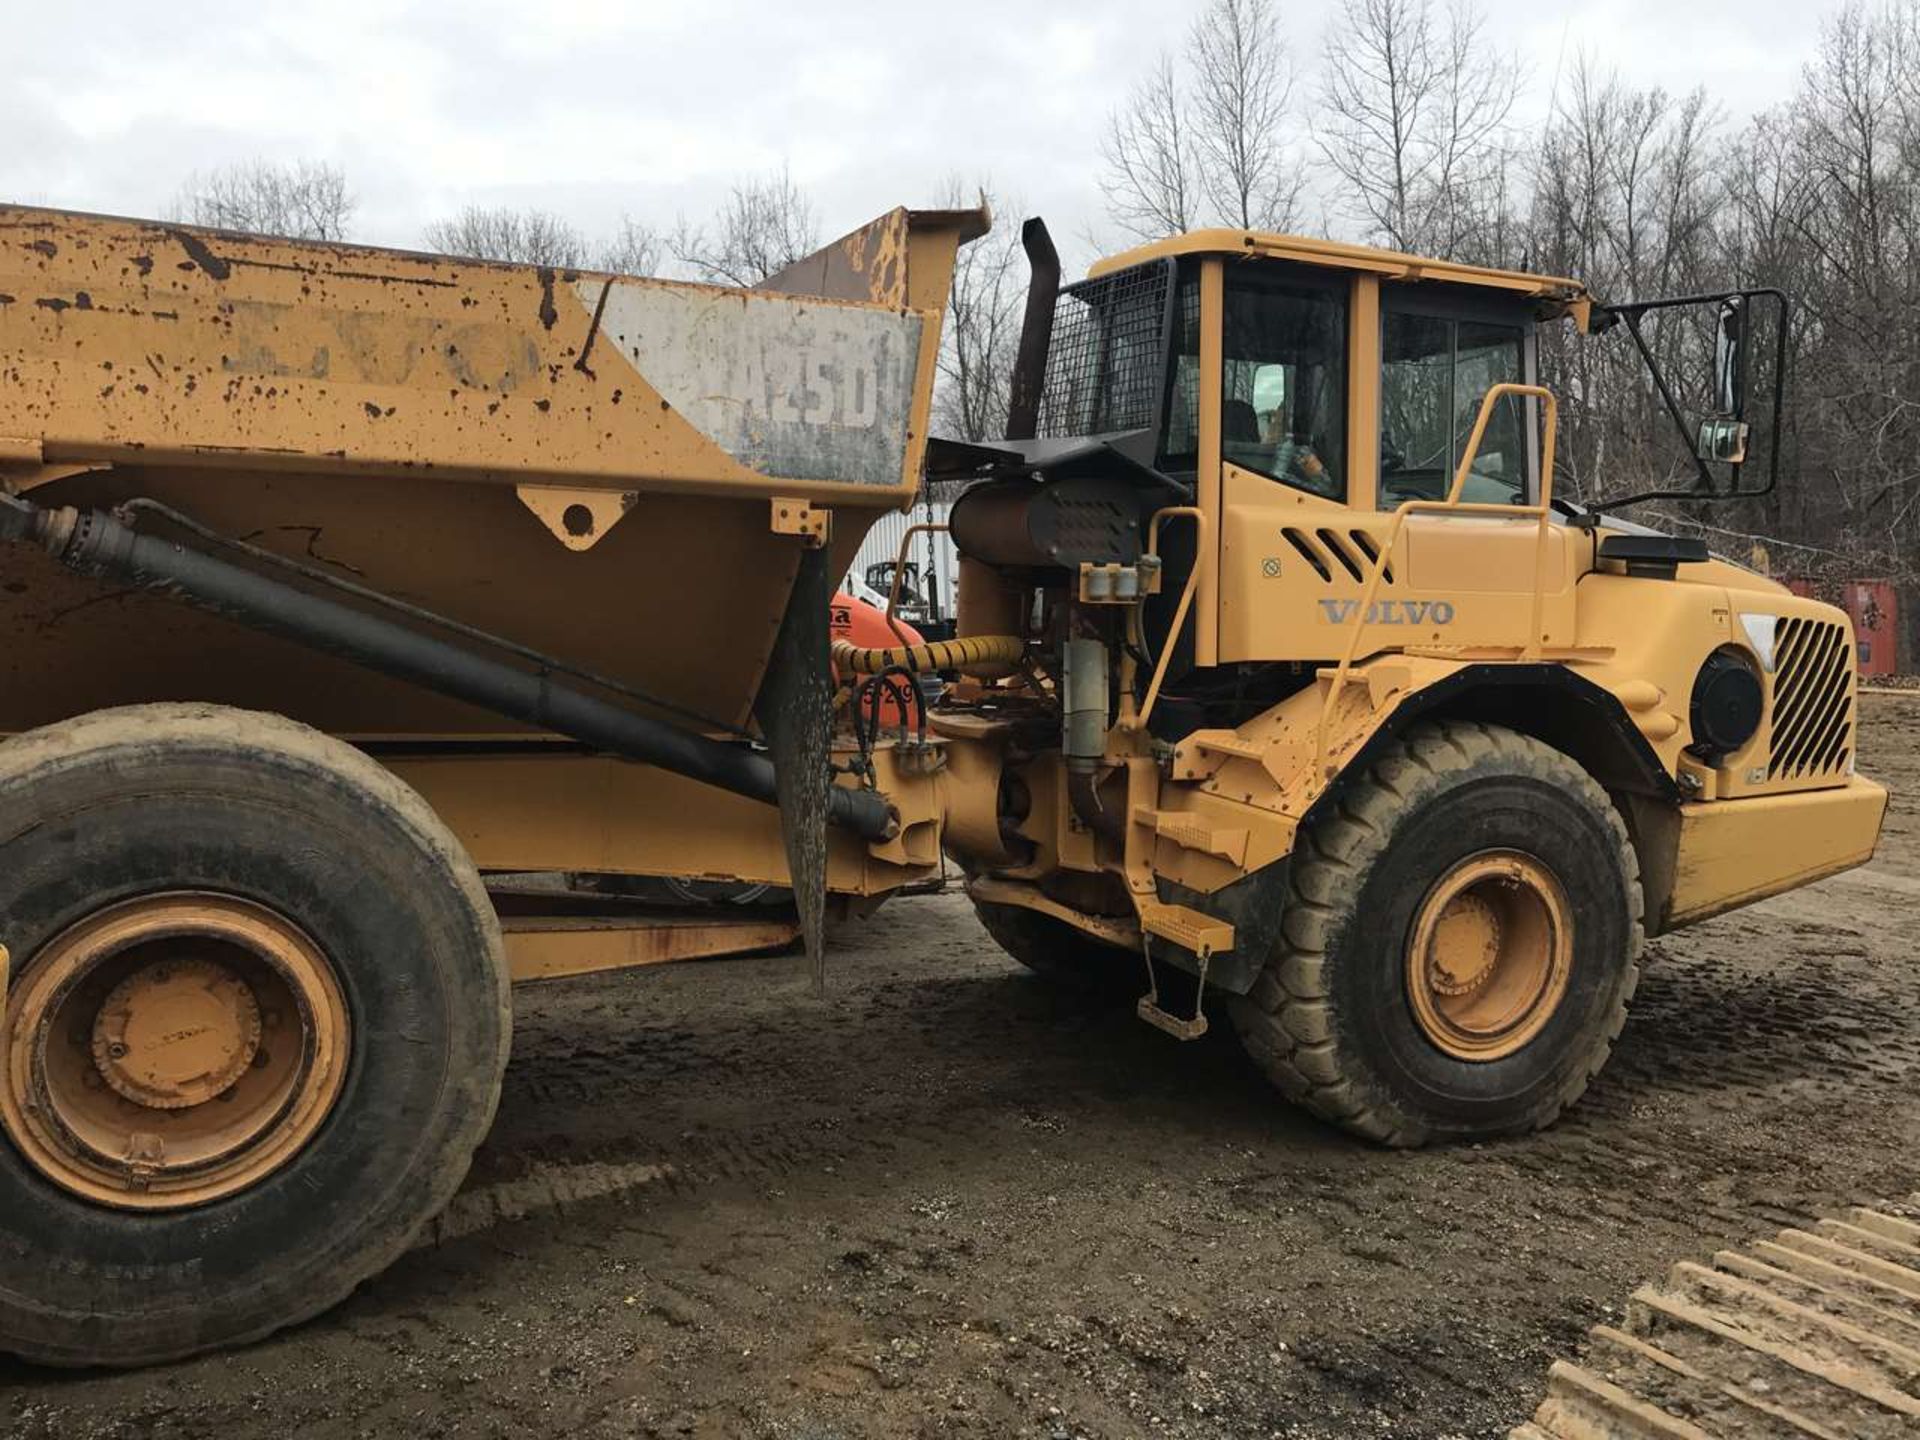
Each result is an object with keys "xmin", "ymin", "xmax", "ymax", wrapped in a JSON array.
[
  {"xmin": 970, "ymin": 897, "xmax": 1136, "ymax": 989},
  {"xmin": 1231, "ymin": 719, "xmax": 1642, "ymax": 1146},
  {"xmin": 0, "ymin": 704, "xmax": 510, "ymax": 1366}
]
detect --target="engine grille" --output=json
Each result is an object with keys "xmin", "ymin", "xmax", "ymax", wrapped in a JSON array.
[
  {"xmin": 1768, "ymin": 616, "xmax": 1855, "ymax": 781},
  {"xmin": 1037, "ymin": 259, "xmax": 1176, "ymax": 439}
]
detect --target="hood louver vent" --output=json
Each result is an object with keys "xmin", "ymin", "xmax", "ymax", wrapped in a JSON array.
[{"xmin": 1281, "ymin": 526, "xmax": 1395, "ymax": 586}]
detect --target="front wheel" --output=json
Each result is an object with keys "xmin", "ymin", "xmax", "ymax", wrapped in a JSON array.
[
  {"xmin": 0, "ymin": 704, "xmax": 510, "ymax": 1366},
  {"xmin": 1230, "ymin": 720, "xmax": 1643, "ymax": 1146}
]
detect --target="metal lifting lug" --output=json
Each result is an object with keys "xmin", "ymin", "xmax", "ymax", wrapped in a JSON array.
[{"xmin": 770, "ymin": 498, "xmax": 831, "ymax": 548}]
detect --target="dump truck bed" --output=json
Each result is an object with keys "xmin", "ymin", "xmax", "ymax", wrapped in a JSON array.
[{"xmin": 0, "ymin": 204, "xmax": 981, "ymax": 733}]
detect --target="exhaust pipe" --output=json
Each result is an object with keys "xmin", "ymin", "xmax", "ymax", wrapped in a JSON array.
[
  {"xmin": 1004, "ymin": 217, "xmax": 1060, "ymax": 442},
  {"xmin": 0, "ymin": 495, "xmax": 896, "ymax": 841}
]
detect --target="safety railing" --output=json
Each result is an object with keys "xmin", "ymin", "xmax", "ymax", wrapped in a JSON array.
[
  {"xmin": 1312, "ymin": 383, "xmax": 1560, "ymax": 775},
  {"xmin": 880, "ymin": 522, "xmax": 949, "ymax": 648},
  {"xmin": 1121, "ymin": 506, "xmax": 1207, "ymax": 734}
]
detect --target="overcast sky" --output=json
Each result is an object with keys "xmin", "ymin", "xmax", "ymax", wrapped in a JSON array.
[{"xmin": 6, "ymin": 0, "xmax": 1831, "ymax": 273}]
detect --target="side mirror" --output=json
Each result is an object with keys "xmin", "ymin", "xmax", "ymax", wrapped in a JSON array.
[
  {"xmin": 1712, "ymin": 297, "xmax": 1746, "ymax": 415},
  {"xmin": 1697, "ymin": 297, "xmax": 1749, "ymax": 468},
  {"xmin": 1696, "ymin": 417, "xmax": 1749, "ymax": 464}
]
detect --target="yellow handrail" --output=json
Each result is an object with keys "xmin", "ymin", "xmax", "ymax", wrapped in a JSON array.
[
  {"xmin": 880, "ymin": 521, "xmax": 948, "ymax": 648},
  {"xmin": 1128, "ymin": 506, "xmax": 1208, "ymax": 733},
  {"xmin": 1312, "ymin": 383, "xmax": 1560, "ymax": 775}
]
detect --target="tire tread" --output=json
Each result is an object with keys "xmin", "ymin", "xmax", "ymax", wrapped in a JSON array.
[
  {"xmin": 0, "ymin": 703, "xmax": 511, "ymax": 1367},
  {"xmin": 1230, "ymin": 718, "xmax": 1644, "ymax": 1148}
]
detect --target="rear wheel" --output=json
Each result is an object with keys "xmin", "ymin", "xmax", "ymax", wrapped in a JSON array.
[
  {"xmin": 969, "ymin": 896, "xmax": 1135, "ymax": 989},
  {"xmin": 1230, "ymin": 720, "xmax": 1642, "ymax": 1146},
  {"xmin": 0, "ymin": 704, "xmax": 510, "ymax": 1366}
]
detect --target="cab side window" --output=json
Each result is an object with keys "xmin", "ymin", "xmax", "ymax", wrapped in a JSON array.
[
  {"xmin": 1380, "ymin": 309, "xmax": 1529, "ymax": 507},
  {"xmin": 1221, "ymin": 273, "xmax": 1347, "ymax": 500}
]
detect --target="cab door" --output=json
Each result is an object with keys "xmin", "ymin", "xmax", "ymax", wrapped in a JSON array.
[
  {"xmin": 1381, "ymin": 288, "xmax": 1578, "ymax": 653},
  {"xmin": 1214, "ymin": 264, "xmax": 1407, "ymax": 661}
]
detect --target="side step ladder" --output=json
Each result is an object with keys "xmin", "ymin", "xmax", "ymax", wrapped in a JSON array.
[{"xmin": 1135, "ymin": 902, "xmax": 1233, "ymax": 1041}]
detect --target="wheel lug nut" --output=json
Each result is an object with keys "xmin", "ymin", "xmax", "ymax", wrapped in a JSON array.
[{"xmin": 107, "ymin": 1042, "xmax": 129, "ymax": 1060}]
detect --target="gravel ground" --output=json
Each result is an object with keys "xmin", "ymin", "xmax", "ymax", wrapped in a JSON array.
[{"xmin": 5, "ymin": 694, "xmax": 1917, "ymax": 1440}]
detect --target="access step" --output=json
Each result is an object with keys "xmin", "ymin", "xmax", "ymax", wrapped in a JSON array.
[
  {"xmin": 1134, "ymin": 901, "xmax": 1234, "ymax": 1041},
  {"xmin": 1138, "ymin": 901, "xmax": 1234, "ymax": 958}
]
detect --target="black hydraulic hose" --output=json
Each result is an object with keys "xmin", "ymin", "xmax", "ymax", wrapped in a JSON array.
[
  {"xmin": 0, "ymin": 496, "xmax": 896, "ymax": 841},
  {"xmin": 121, "ymin": 497, "xmax": 752, "ymax": 739}
]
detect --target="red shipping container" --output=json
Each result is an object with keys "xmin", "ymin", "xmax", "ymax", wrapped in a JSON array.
[
  {"xmin": 1781, "ymin": 578, "xmax": 1899, "ymax": 678},
  {"xmin": 1841, "ymin": 580, "xmax": 1899, "ymax": 678}
]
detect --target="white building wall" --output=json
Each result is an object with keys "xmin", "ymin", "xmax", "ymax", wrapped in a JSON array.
[{"xmin": 846, "ymin": 494, "xmax": 958, "ymax": 618}]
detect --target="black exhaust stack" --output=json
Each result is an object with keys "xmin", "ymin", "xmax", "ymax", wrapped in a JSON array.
[{"xmin": 1004, "ymin": 217, "xmax": 1060, "ymax": 442}]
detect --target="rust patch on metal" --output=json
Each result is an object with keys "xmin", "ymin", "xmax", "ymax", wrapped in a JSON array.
[
  {"xmin": 28, "ymin": 239, "xmax": 55, "ymax": 259},
  {"xmin": 573, "ymin": 278, "xmax": 613, "ymax": 379},
  {"xmin": 168, "ymin": 228, "xmax": 231, "ymax": 281},
  {"xmin": 536, "ymin": 267, "xmax": 558, "ymax": 330}
]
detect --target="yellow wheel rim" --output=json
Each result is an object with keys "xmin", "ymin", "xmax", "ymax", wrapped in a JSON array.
[
  {"xmin": 1, "ymin": 893, "xmax": 350, "ymax": 1210},
  {"xmin": 1405, "ymin": 851, "xmax": 1572, "ymax": 1062}
]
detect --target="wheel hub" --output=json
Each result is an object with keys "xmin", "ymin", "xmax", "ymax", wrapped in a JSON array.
[
  {"xmin": 1406, "ymin": 851, "xmax": 1573, "ymax": 1062},
  {"xmin": 91, "ymin": 957, "xmax": 263, "ymax": 1109},
  {"xmin": 0, "ymin": 893, "xmax": 350, "ymax": 1210},
  {"xmin": 1425, "ymin": 892, "xmax": 1502, "ymax": 997}
]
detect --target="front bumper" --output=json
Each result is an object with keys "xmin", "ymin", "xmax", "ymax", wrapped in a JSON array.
[{"xmin": 1659, "ymin": 775, "xmax": 1890, "ymax": 932}]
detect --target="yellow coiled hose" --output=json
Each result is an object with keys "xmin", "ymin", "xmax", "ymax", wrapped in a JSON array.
[{"xmin": 830, "ymin": 634, "xmax": 1025, "ymax": 675}]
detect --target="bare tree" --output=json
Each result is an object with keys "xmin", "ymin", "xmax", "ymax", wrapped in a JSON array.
[
  {"xmin": 421, "ymin": 206, "xmax": 591, "ymax": 267},
  {"xmin": 672, "ymin": 166, "xmax": 820, "ymax": 286},
  {"xmin": 1098, "ymin": 0, "xmax": 1301, "ymax": 241},
  {"xmin": 932, "ymin": 182, "xmax": 1027, "ymax": 443},
  {"xmin": 175, "ymin": 159, "xmax": 356, "ymax": 241},
  {"xmin": 1189, "ymin": 0, "xmax": 1300, "ymax": 230},
  {"xmin": 598, "ymin": 216, "xmax": 664, "ymax": 276},
  {"xmin": 421, "ymin": 207, "xmax": 663, "ymax": 275},
  {"xmin": 1316, "ymin": 0, "xmax": 1520, "ymax": 257},
  {"xmin": 1523, "ymin": 60, "xmax": 1724, "ymax": 509},
  {"xmin": 1100, "ymin": 56, "xmax": 1201, "ymax": 241}
]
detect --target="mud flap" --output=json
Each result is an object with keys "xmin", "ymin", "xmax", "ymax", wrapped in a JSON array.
[{"xmin": 754, "ymin": 546, "xmax": 834, "ymax": 994}]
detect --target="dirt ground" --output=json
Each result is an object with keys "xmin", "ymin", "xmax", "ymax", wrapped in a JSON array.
[{"xmin": 5, "ymin": 694, "xmax": 1918, "ymax": 1439}]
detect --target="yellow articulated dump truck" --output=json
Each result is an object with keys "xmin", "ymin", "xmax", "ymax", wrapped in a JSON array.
[{"xmin": 0, "ymin": 203, "xmax": 1887, "ymax": 1366}]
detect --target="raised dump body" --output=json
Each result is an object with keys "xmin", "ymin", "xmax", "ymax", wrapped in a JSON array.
[{"xmin": 0, "ymin": 203, "xmax": 980, "ymax": 736}]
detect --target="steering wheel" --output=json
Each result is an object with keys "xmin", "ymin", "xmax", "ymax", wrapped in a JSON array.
[
  {"xmin": 1381, "ymin": 467, "xmax": 1448, "ymax": 503},
  {"xmin": 1278, "ymin": 436, "xmax": 1336, "ymax": 495}
]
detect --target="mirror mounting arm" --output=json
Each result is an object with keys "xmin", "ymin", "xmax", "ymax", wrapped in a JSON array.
[{"xmin": 1586, "ymin": 287, "xmax": 1790, "ymax": 516}]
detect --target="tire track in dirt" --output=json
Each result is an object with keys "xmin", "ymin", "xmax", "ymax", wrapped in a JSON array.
[{"xmin": 7, "ymin": 701, "xmax": 1915, "ymax": 1439}]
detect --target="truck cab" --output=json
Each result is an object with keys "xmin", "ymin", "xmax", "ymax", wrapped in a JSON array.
[{"xmin": 930, "ymin": 221, "xmax": 1886, "ymax": 1145}]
